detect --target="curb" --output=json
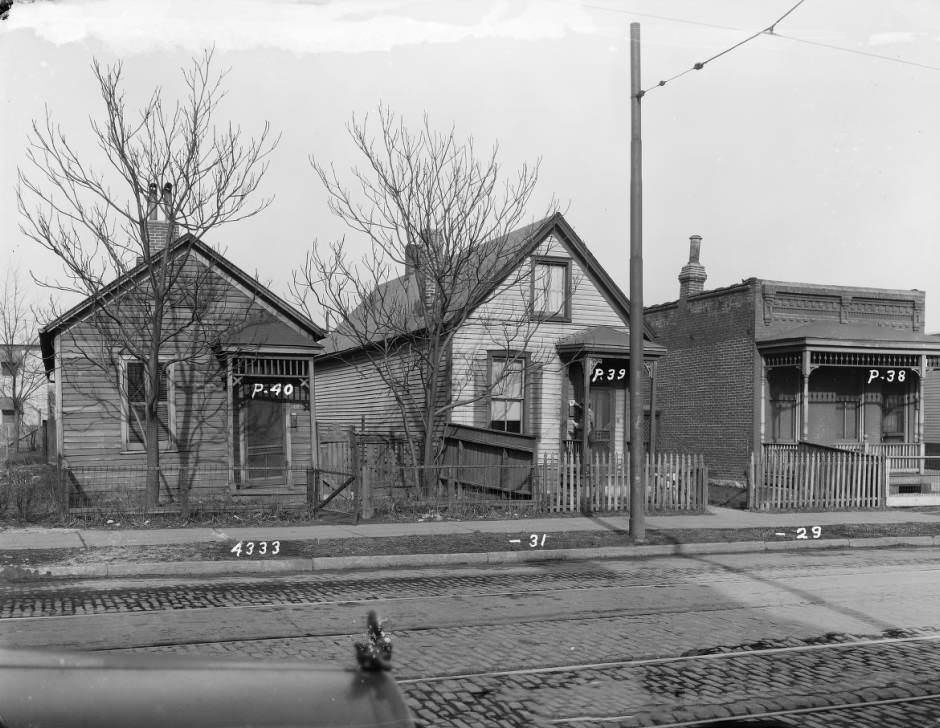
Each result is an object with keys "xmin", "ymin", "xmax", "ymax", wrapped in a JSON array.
[{"xmin": 3, "ymin": 535, "xmax": 938, "ymax": 580}]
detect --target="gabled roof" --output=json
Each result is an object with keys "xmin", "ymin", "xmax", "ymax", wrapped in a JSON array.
[
  {"xmin": 319, "ymin": 212, "xmax": 657, "ymax": 359},
  {"xmin": 39, "ymin": 234, "xmax": 325, "ymax": 373}
]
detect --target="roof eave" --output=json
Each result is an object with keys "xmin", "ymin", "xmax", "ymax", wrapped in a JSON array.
[{"xmin": 758, "ymin": 336, "xmax": 940, "ymax": 353}]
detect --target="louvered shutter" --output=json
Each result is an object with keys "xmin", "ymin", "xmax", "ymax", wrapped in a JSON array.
[{"xmin": 525, "ymin": 361, "xmax": 542, "ymax": 439}]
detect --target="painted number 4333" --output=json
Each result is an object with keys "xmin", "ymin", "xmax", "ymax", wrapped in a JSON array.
[{"xmin": 230, "ymin": 541, "xmax": 280, "ymax": 557}]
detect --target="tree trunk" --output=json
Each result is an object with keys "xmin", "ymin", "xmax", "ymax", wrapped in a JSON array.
[
  {"xmin": 145, "ymin": 410, "xmax": 160, "ymax": 509},
  {"xmin": 421, "ymin": 349, "xmax": 441, "ymax": 494},
  {"xmin": 12, "ymin": 410, "xmax": 21, "ymax": 454}
]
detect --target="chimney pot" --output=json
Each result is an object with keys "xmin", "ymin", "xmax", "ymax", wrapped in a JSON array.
[{"xmin": 678, "ymin": 234, "xmax": 707, "ymax": 299}]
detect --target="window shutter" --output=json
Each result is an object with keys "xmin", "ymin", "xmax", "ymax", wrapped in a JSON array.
[
  {"xmin": 525, "ymin": 362, "xmax": 542, "ymax": 438},
  {"xmin": 473, "ymin": 358, "xmax": 490, "ymax": 429}
]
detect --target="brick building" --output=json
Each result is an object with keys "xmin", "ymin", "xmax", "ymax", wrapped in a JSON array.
[{"xmin": 645, "ymin": 236, "xmax": 940, "ymax": 482}]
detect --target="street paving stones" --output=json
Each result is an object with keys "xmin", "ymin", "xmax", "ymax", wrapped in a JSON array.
[{"xmin": 4, "ymin": 548, "xmax": 940, "ymax": 726}]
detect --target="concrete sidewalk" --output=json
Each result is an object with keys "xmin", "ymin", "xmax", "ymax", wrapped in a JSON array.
[{"xmin": 3, "ymin": 506, "xmax": 940, "ymax": 551}]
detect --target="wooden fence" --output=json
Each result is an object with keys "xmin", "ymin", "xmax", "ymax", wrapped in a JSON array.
[
  {"xmin": 536, "ymin": 451, "xmax": 708, "ymax": 513},
  {"xmin": 749, "ymin": 449, "xmax": 887, "ymax": 510}
]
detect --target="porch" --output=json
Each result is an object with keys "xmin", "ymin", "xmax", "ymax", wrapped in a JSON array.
[{"xmin": 758, "ymin": 323, "xmax": 940, "ymax": 505}]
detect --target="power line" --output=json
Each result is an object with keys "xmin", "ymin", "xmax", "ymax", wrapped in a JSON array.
[
  {"xmin": 581, "ymin": 4, "xmax": 739, "ymax": 32},
  {"xmin": 640, "ymin": 0, "xmax": 807, "ymax": 96},
  {"xmin": 771, "ymin": 32, "xmax": 940, "ymax": 72}
]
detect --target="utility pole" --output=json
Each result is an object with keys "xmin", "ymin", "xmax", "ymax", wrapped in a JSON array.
[{"xmin": 629, "ymin": 22, "xmax": 646, "ymax": 542}]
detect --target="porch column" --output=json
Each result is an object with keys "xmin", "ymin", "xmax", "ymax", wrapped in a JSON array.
[
  {"xmin": 226, "ymin": 358, "xmax": 235, "ymax": 490},
  {"xmin": 308, "ymin": 357, "xmax": 319, "ymax": 472},
  {"xmin": 800, "ymin": 350, "xmax": 811, "ymax": 441},
  {"xmin": 919, "ymin": 354, "xmax": 927, "ymax": 474},
  {"xmin": 647, "ymin": 360, "xmax": 657, "ymax": 465},
  {"xmin": 759, "ymin": 360, "xmax": 767, "ymax": 444}
]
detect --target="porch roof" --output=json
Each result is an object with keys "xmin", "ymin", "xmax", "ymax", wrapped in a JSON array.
[
  {"xmin": 218, "ymin": 320, "xmax": 323, "ymax": 356},
  {"xmin": 757, "ymin": 323, "xmax": 940, "ymax": 353},
  {"xmin": 555, "ymin": 325, "xmax": 667, "ymax": 358}
]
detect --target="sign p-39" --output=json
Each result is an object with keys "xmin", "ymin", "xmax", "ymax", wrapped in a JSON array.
[
  {"xmin": 866, "ymin": 369, "xmax": 914, "ymax": 384},
  {"xmin": 590, "ymin": 358, "xmax": 630, "ymax": 385}
]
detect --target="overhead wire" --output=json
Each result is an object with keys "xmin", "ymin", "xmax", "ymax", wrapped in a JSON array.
[
  {"xmin": 770, "ymin": 32, "xmax": 940, "ymax": 72},
  {"xmin": 582, "ymin": 2, "xmax": 940, "ymax": 92},
  {"xmin": 639, "ymin": 0, "xmax": 808, "ymax": 96}
]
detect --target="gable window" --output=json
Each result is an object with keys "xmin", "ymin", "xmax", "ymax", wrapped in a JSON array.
[
  {"xmin": 531, "ymin": 258, "xmax": 570, "ymax": 321},
  {"xmin": 489, "ymin": 356, "xmax": 525, "ymax": 433},
  {"xmin": 123, "ymin": 360, "xmax": 175, "ymax": 448}
]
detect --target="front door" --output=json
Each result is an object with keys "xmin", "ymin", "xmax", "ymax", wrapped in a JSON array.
[
  {"xmin": 243, "ymin": 399, "xmax": 287, "ymax": 485},
  {"xmin": 589, "ymin": 389, "xmax": 614, "ymax": 456}
]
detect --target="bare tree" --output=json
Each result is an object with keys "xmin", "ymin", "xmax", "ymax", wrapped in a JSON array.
[
  {"xmin": 18, "ymin": 50, "xmax": 280, "ymax": 510},
  {"xmin": 0, "ymin": 269, "xmax": 47, "ymax": 456},
  {"xmin": 292, "ymin": 106, "xmax": 565, "ymax": 482}
]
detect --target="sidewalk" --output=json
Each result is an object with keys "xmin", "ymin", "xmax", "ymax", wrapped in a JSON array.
[
  {"xmin": 2, "ymin": 507, "xmax": 939, "ymax": 579},
  {"xmin": 4, "ymin": 506, "xmax": 940, "ymax": 550}
]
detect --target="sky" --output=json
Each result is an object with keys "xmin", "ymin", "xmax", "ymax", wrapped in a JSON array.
[{"xmin": 2, "ymin": 0, "xmax": 939, "ymax": 332}]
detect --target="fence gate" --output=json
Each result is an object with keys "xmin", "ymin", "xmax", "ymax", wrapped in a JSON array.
[{"xmin": 313, "ymin": 426, "xmax": 359, "ymax": 518}]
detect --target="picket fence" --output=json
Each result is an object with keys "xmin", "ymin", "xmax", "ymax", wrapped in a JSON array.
[
  {"xmin": 536, "ymin": 451, "xmax": 708, "ymax": 513},
  {"xmin": 749, "ymin": 449, "xmax": 887, "ymax": 510}
]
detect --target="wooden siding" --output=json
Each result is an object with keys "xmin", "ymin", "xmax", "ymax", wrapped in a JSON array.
[
  {"xmin": 315, "ymin": 343, "xmax": 428, "ymax": 436},
  {"xmin": 54, "ymin": 252, "xmax": 313, "ymax": 498},
  {"xmin": 926, "ymin": 369, "xmax": 940, "ymax": 444},
  {"xmin": 450, "ymin": 233, "xmax": 627, "ymax": 460}
]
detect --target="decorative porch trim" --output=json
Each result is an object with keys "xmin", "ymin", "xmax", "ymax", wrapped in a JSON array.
[
  {"xmin": 764, "ymin": 352, "xmax": 801, "ymax": 369},
  {"xmin": 810, "ymin": 351, "xmax": 921, "ymax": 368}
]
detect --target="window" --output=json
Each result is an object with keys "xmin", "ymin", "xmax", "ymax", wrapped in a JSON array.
[
  {"xmin": 123, "ymin": 360, "xmax": 175, "ymax": 448},
  {"xmin": 1, "ymin": 360, "xmax": 16, "ymax": 377},
  {"xmin": 531, "ymin": 259, "xmax": 570, "ymax": 321},
  {"xmin": 769, "ymin": 397, "xmax": 797, "ymax": 442},
  {"xmin": 489, "ymin": 357, "xmax": 525, "ymax": 433}
]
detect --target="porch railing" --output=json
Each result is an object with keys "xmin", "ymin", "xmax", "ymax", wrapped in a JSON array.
[
  {"xmin": 763, "ymin": 441, "xmax": 926, "ymax": 474},
  {"xmin": 844, "ymin": 442, "xmax": 924, "ymax": 474}
]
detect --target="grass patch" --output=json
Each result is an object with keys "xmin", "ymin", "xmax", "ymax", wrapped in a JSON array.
[{"xmin": 3, "ymin": 520, "xmax": 939, "ymax": 570}]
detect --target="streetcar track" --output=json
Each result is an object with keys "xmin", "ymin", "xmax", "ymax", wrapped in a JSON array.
[
  {"xmin": 551, "ymin": 693, "xmax": 940, "ymax": 726},
  {"xmin": 6, "ymin": 561, "xmax": 940, "ymax": 620},
  {"xmin": 395, "ymin": 633, "xmax": 940, "ymax": 685}
]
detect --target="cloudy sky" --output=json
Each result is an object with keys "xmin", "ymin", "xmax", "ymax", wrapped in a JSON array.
[{"xmin": 2, "ymin": 0, "xmax": 939, "ymax": 330}]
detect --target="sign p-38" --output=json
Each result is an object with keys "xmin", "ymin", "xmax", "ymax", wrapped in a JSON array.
[{"xmin": 866, "ymin": 369, "xmax": 914, "ymax": 384}]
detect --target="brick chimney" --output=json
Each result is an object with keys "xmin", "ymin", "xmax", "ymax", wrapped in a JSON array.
[
  {"xmin": 678, "ymin": 234, "xmax": 706, "ymax": 299},
  {"xmin": 143, "ymin": 181, "xmax": 176, "ymax": 258}
]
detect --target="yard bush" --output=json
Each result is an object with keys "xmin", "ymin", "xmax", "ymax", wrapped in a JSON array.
[{"xmin": 0, "ymin": 465, "xmax": 60, "ymax": 522}]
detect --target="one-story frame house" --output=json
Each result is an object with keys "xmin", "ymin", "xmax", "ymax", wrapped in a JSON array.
[
  {"xmin": 314, "ymin": 212, "xmax": 666, "ymax": 489},
  {"xmin": 645, "ymin": 235, "xmax": 940, "ymax": 493},
  {"xmin": 40, "ymin": 195, "xmax": 325, "ymax": 506}
]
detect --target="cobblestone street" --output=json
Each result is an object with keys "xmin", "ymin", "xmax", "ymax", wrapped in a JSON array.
[{"xmin": 3, "ymin": 548, "xmax": 940, "ymax": 726}]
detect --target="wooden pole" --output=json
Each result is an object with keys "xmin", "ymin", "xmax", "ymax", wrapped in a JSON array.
[
  {"xmin": 629, "ymin": 22, "xmax": 646, "ymax": 542},
  {"xmin": 582, "ymin": 355, "xmax": 592, "ymax": 514}
]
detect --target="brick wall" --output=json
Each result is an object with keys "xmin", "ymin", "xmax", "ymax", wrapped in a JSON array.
[{"xmin": 645, "ymin": 282, "xmax": 758, "ymax": 481}]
